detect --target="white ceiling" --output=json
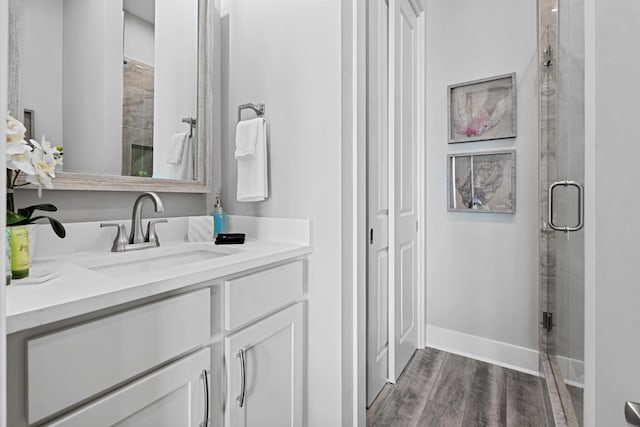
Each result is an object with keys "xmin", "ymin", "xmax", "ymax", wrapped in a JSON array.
[{"xmin": 123, "ymin": 0, "xmax": 155, "ymax": 24}]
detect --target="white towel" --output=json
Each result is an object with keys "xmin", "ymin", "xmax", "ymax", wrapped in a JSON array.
[
  {"xmin": 167, "ymin": 132, "xmax": 189, "ymax": 164},
  {"xmin": 167, "ymin": 132, "xmax": 193, "ymax": 180},
  {"xmin": 235, "ymin": 118, "xmax": 263, "ymax": 159},
  {"xmin": 237, "ymin": 119, "xmax": 268, "ymax": 201}
]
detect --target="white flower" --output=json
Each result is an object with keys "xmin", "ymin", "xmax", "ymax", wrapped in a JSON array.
[
  {"xmin": 6, "ymin": 114, "xmax": 63, "ymax": 196},
  {"xmin": 6, "ymin": 114, "xmax": 26, "ymax": 143},
  {"xmin": 25, "ymin": 136, "xmax": 60, "ymax": 197},
  {"xmin": 31, "ymin": 136, "xmax": 62, "ymax": 166},
  {"xmin": 9, "ymin": 150, "xmax": 36, "ymax": 175},
  {"xmin": 6, "ymin": 114, "xmax": 33, "ymax": 171}
]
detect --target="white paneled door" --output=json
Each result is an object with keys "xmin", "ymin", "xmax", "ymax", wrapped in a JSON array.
[
  {"xmin": 366, "ymin": 0, "xmax": 390, "ymax": 407},
  {"xmin": 389, "ymin": 0, "xmax": 419, "ymax": 381}
]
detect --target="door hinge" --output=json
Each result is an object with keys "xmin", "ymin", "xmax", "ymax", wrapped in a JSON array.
[
  {"xmin": 542, "ymin": 311, "xmax": 553, "ymax": 333},
  {"xmin": 370, "ymin": 228, "xmax": 374, "ymax": 244}
]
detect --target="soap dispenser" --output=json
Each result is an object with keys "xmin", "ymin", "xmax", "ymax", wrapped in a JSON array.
[{"xmin": 211, "ymin": 192, "xmax": 227, "ymax": 237}]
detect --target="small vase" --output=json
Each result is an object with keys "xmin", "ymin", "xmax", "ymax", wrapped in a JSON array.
[{"xmin": 9, "ymin": 225, "xmax": 30, "ymax": 279}]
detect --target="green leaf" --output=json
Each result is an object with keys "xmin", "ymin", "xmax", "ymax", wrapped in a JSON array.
[
  {"xmin": 17, "ymin": 204, "xmax": 58, "ymax": 219},
  {"xmin": 14, "ymin": 215, "xmax": 66, "ymax": 238}
]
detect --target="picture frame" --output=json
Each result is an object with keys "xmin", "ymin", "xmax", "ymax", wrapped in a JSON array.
[
  {"xmin": 448, "ymin": 73, "xmax": 517, "ymax": 143},
  {"xmin": 447, "ymin": 149, "xmax": 516, "ymax": 213}
]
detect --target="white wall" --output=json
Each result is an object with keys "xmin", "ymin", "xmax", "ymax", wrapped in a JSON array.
[
  {"xmin": 123, "ymin": 12, "xmax": 154, "ymax": 66},
  {"xmin": 584, "ymin": 0, "xmax": 640, "ymax": 425},
  {"xmin": 62, "ymin": 0, "xmax": 123, "ymax": 175},
  {"xmin": 425, "ymin": 0, "xmax": 540, "ymax": 368},
  {"xmin": 21, "ymin": 0, "xmax": 63, "ymax": 144},
  {"xmin": 219, "ymin": 1, "xmax": 343, "ymax": 425},
  {"xmin": 152, "ymin": 0, "xmax": 198, "ymax": 179}
]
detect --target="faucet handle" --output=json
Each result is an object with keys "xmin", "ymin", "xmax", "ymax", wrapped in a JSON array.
[
  {"xmin": 146, "ymin": 219, "xmax": 168, "ymax": 245},
  {"xmin": 100, "ymin": 223, "xmax": 128, "ymax": 252}
]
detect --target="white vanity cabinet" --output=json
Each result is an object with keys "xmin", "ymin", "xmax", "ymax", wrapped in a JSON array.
[
  {"xmin": 223, "ymin": 261, "xmax": 305, "ymax": 427},
  {"xmin": 7, "ymin": 256, "xmax": 308, "ymax": 427}
]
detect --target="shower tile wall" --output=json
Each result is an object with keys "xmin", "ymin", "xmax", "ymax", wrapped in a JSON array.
[{"xmin": 122, "ymin": 58, "xmax": 154, "ymax": 177}]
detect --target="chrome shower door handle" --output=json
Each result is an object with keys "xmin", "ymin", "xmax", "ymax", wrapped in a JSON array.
[
  {"xmin": 626, "ymin": 401, "xmax": 640, "ymax": 425},
  {"xmin": 548, "ymin": 180, "xmax": 584, "ymax": 232},
  {"xmin": 237, "ymin": 349, "xmax": 246, "ymax": 408}
]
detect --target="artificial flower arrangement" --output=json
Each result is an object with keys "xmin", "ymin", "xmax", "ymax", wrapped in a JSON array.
[{"xmin": 6, "ymin": 113, "xmax": 65, "ymax": 238}]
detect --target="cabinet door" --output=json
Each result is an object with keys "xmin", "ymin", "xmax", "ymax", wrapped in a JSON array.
[
  {"xmin": 225, "ymin": 303, "xmax": 303, "ymax": 427},
  {"xmin": 46, "ymin": 348, "xmax": 211, "ymax": 427}
]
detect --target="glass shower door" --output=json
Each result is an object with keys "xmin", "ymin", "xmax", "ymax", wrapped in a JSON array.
[{"xmin": 540, "ymin": 0, "xmax": 585, "ymax": 425}]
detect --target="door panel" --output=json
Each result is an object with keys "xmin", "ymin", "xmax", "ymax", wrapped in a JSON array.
[
  {"xmin": 539, "ymin": 0, "xmax": 585, "ymax": 424},
  {"xmin": 366, "ymin": 0, "xmax": 390, "ymax": 407},
  {"xmin": 399, "ymin": 13, "xmax": 415, "ymax": 217},
  {"xmin": 375, "ymin": 250, "xmax": 389, "ymax": 356},
  {"xmin": 390, "ymin": 0, "xmax": 419, "ymax": 380},
  {"xmin": 399, "ymin": 242, "xmax": 415, "ymax": 341}
]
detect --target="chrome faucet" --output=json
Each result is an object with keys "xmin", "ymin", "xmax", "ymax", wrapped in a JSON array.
[
  {"xmin": 130, "ymin": 192, "xmax": 165, "ymax": 244},
  {"xmin": 100, "ymin": 192, "xmax": 167, "ymax": 252}
]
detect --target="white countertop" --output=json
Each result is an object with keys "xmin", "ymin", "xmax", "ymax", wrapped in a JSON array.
[{"xmin": 6, "ymin": 215, "xmax": 312, "ymax": 334}]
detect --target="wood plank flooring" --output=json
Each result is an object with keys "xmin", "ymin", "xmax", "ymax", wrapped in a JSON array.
[
  {"xmin": 567, "ymin": 385, "xmax": 583, "ymax": 426},
  {"xmin": 367, "ymin": 348, "xmax": 549, "ymax": 427}
]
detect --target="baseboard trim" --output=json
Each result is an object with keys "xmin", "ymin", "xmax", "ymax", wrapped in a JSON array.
[{"xmin": 426, "ymin": 325, "xmax": 539, "ymax": 376}]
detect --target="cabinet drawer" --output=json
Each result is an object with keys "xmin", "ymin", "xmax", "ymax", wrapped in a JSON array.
[
  {"xmin": 27, "ymin": 289, "xmax": 211, "ymax": 424},
  {"xmin": 225, "ymin": 261, "xmax": 303, "ymax": 331}
]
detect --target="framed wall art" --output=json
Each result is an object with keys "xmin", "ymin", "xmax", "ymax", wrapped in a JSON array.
[
  {"xmin": 447, "ymin": 149, "xmax": 516, "ymax": 213},
  {"xmin": 448, "ymin": 73, "xmax": 517, "ymax": 143}
]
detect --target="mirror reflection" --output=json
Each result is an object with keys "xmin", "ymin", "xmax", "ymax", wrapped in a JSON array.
[{"xmin": 19, "ymin": 0, "xmax": 198, "ymax": 180}]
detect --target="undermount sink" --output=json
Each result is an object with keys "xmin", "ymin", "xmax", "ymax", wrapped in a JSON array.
[{"xmin": 75, "ymin": 243, "xmax": 239, "ymax": 277}]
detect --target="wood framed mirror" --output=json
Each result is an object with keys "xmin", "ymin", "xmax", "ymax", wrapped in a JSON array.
[{"xmin": 7, "ymin": 0, "xmax": 215, "ymax": 193}]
